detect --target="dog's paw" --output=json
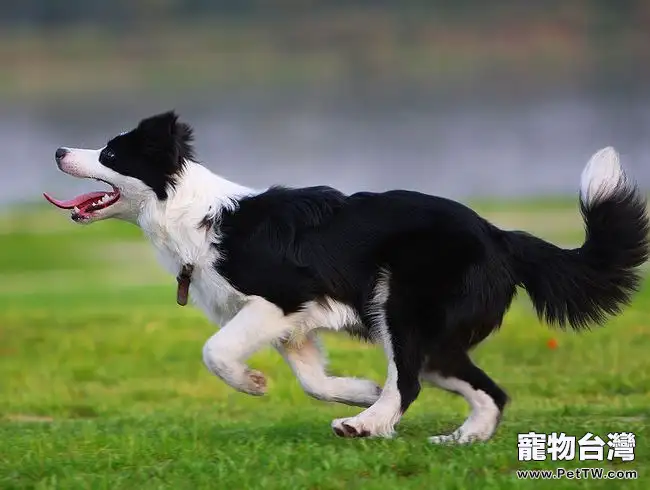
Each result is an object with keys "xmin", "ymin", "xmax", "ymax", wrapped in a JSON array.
[
  {"xmin": 430, "ymin": 406, "xmax": 500, "ymax": 444},
  {"xmin": 429, "ymin": 432, "xmax": 464, "ymax": 444},
  {"xmin": 428, "ymin": 426, "xmax": 493, "ymax": 444},
  {"xmin": 244, "ymin": 369, "xmax": 267, "ymax": 396},
  {"xmin": 331, "ymin": 416, "xmax": 395, "ymax": 439}
]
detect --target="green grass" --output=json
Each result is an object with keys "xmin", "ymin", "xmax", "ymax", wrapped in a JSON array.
[{"xmin": 0, "ymin": 203, "xmax": 648, "ymax": 489}]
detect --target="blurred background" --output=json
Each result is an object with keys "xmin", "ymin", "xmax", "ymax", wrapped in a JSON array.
[
  {"xmin": 2, "ymin": 3, "xmax": 650, "ymax": 486},
  {"xmin": 3, "ymin": 0, "xmax": 650, "ymax": 204}
]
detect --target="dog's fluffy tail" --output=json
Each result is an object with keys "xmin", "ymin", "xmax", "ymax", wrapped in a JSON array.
[{"xmin": 505, "ymin": 147, "xmax": 649, "ymax": 330}]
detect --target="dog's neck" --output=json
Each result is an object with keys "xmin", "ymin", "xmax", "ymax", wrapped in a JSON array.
[{"xmin": 136, "ymin": 161, "xmax": 254, "ymax": 272}]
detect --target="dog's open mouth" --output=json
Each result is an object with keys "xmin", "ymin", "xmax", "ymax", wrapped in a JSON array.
[{"xmin": 43, "ymin": 180, "xmax": 120, "ymax": 221}]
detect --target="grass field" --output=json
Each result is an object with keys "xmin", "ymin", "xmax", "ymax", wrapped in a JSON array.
[{"xmin": 0, "ymin": 201, "xmax": 648, "ymax": 489}]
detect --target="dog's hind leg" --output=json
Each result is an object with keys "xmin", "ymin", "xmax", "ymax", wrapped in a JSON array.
[
  {"xmin": 330, "ymin": 274, "xmax": 424, "ymax": 438},
  {"xmin": 202, "ymin": 296, "xmax": 294, "ymax": 395},
  {"xmin": 277, "ymin": 332, "xmax": 382, "ymax": 407},
  {"xmin": 329, "ymin": 320, "xmax": 423, "ymax": 438},
  {"xmin": 422, "ymin": 350, "xmax": 508, "ymax": 444}
]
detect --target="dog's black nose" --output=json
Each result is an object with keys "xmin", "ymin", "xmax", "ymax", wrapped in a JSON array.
[{"xmin": 55, "ymin": 147, "xmax": 68, "ymax": 163}]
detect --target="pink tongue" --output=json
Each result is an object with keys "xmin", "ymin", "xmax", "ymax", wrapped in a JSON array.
[{"xmin": 43, "ymin": 191, "xmax": 108, "ymax": 209}]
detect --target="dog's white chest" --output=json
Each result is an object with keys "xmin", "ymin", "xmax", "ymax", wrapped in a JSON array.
[
  {"xmin": 140, "ymin": 212, "xmax": 246, "ymax": 326},
  {"xmin": 188, "ymin": 264, "xmax": 246, "ymax": 326}
]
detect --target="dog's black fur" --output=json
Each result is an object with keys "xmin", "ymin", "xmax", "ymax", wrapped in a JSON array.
[{"xmin": 215, "ymin": 176, "xmax": 648, "ymax": 413}]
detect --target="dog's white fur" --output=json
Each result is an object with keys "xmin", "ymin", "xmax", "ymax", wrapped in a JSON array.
[
  {"xmin": 277, "ymin": 333, "xmax": 381, "ymax": 407},
  {"xmin": 580, "ymin": 146, "xmax": 625, "ymax": 207}
]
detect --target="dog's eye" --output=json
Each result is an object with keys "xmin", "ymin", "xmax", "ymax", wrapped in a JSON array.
[{"xmin": 100, "ymin": 149, "xmax": 116, "ymax": 164}]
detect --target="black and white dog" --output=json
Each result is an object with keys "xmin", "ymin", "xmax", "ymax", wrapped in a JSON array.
[{"xmin": 45, "ymin": 111, "xmax": 648, "ymax": 442}]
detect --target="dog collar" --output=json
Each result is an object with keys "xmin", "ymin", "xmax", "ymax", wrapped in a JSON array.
[{"xmin": 176, "ymin": 264, "xmax": 194, "ymax": 306}]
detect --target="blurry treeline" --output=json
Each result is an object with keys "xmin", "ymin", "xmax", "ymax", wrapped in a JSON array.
[
  {"xmin": 0, "ymin": 0, "xmax": 642, "ymax": 27},
  {"xmin": 2, "ymin": 0, "xmax": 648, "ymax": 101}
]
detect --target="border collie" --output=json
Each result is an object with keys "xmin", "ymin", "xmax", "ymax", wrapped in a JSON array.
[{"xmin": 44, "ymin": 111, "xmax": 648, "ymax": 443}]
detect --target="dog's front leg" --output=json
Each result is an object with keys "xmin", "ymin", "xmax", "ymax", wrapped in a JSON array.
[
  {"xmin": 202, "ymin": 296, "xmax": 292, "ymax": 395},
  {"xmin": 277, "ymin": 332, "xmax": 382, "ymax": 407}
]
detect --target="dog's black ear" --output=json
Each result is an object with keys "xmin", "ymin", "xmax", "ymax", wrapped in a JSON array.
[
  {"xmin": 172, "ymin": 118, "xmax": 195, "ymax": 164},
  {"xmin": 137, "ymin": 110, "xmax": 179, "ymax": 135},
  {"xmin": 138, "ymin": 111, "xmax": 195, "ymax": 165},
  {"xmin": 130, "ymin": 111, "xmax": 196, "ymax": 200}
]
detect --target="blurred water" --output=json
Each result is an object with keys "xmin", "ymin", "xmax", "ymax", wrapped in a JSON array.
[{"xmin": 4, "ymin": 91, "xmax": 650, "ymax": 206}]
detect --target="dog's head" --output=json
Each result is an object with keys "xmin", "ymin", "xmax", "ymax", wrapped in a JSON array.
[{"xmin": 44, "ymin": 111, "xmax": 195, "ymax": 224}]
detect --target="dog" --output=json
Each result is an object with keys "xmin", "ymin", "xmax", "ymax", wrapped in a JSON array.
[{"xmin": 44, "ymin": 111, "xmax": 649, "ymax": 442}]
